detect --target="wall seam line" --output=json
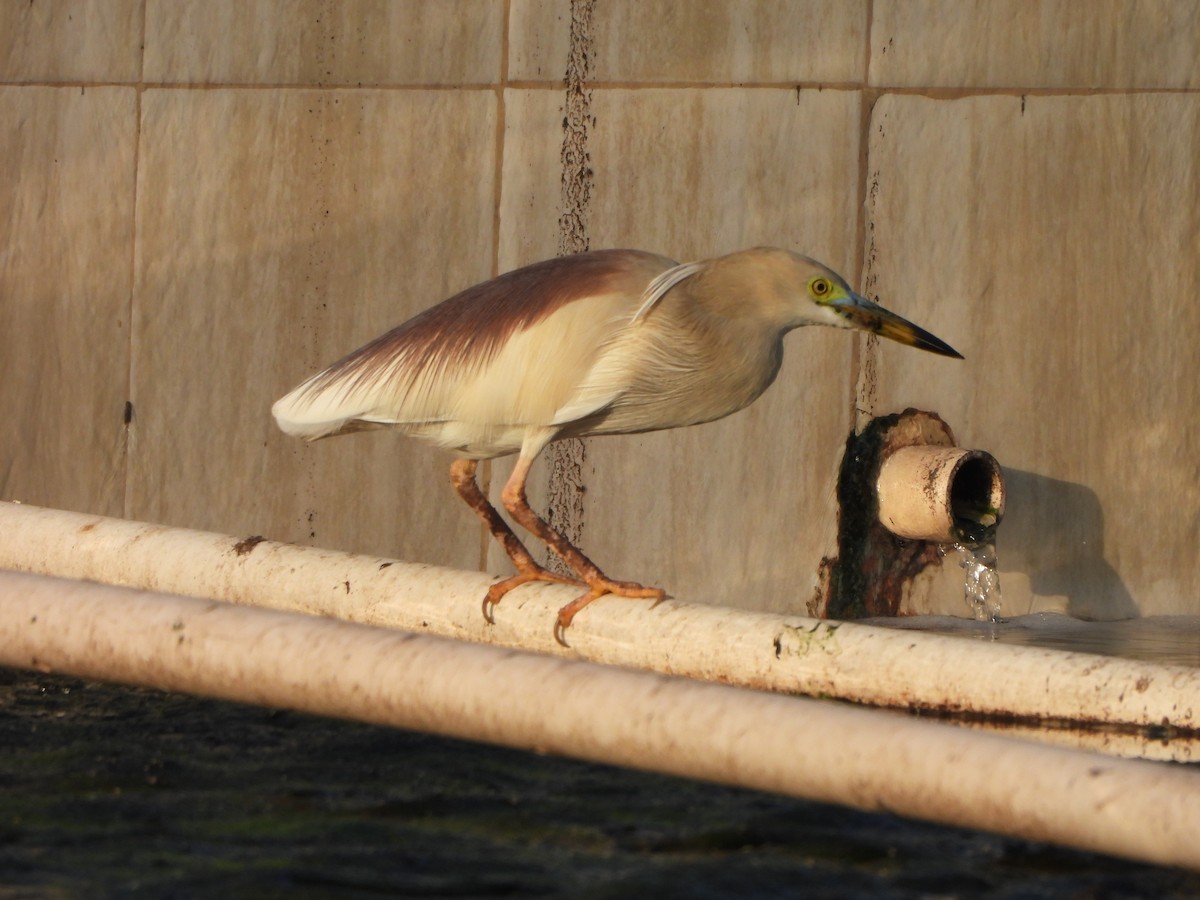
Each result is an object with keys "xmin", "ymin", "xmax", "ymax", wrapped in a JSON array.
[
  {"xmin": 479, "ymin": 0, "xmax": 515, "ymax": 573},
  {"xmin": 120, "ymin": 0, "xmax": 150, "ymax": 520},
  {"xmin": 544, "ymin": 0, "xmax": 596, "ymax": 572}
]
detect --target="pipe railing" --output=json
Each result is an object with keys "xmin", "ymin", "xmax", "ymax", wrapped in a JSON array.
[
  {"xmin": 0, "ymin": 502, "xmax": 1195, "ymax": 739},
  {"xmin": 2, "ymin": 569, "xmax": 1198, "ymax": 871}
]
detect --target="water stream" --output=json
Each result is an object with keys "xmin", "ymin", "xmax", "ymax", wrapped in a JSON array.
[{"xmin": 945, "ymin": 540, "xmax": 1003, "ymax": 623}]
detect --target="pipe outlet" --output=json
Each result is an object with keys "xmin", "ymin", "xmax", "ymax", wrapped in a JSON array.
[{"xmin": 877, "ymin": 446, "xmax": 1005, "ymax": 544}]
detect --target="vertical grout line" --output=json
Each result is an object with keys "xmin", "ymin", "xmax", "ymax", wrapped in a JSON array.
[
  {"xmin": 543, "ymin": 0, "xmax": 595, "ymax": 573},
  {"xmin": 122, "ymin": 0, "xmax": 150, "ymax": 520},
  {"xmin": 492, "ymin": 0, "xmax": 510, "ymax": 281},
  {"xmin": 848, "ymin": 1, "xmax": 878, "ymax": 434},
  {"xmin": 479, "ymin": 0, "xmax": 514, "ymax": 572}
]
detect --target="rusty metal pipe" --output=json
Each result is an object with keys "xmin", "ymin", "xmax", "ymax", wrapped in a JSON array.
[{"xmin": 877, "ymin": 446, "xmax": 1005, "ymax": 543}]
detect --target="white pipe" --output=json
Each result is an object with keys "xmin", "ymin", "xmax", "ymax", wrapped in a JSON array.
[
  {"xmin": 1, "ymin": 569, "xmax": 1198, "ymax": 871},
  {"xmin": 0, "ymin": 502, "xmax": 1196, "ymax": 736},
  {"xmin": 877, "ymin": 445, "xmax": 1006, "ymax": 542}
]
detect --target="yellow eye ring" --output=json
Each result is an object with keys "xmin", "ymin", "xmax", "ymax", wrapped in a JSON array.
[{"xmin": 810, "ymin": 277, "xmax": 832, "ymax": 298}]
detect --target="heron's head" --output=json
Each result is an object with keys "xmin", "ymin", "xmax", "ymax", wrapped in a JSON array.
[
  {"xmin": 715, "ymin": 248, "xmax": 962, "ymax": 359},
  {"xmin": 787, "ymin": 253, "xmax": 962, "ymax": 358}
]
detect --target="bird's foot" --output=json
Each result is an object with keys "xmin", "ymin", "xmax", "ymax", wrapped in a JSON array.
[
  {"xmin": 482, "ymin": 567, "xmax": 586, "ymax": 624},
  {"xmin": 553, "ymin": 578, "xmax": 668, "ymax": 647}
]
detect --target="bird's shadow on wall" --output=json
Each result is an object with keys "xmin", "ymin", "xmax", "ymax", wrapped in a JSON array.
[{"xmin": 1001, "ymin": 469, "xmax": 1138, "ymax": 619}]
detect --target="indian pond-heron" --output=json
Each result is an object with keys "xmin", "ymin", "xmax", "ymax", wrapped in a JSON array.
[{"xmin": 273, "ymin": 247, "xmax": 962, "ymax": 641}]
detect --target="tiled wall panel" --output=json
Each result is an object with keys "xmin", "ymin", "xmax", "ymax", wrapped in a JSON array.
[
  {"xmin": 128, "ymin": 88, "xmax": 498, "ymax": 566},
  {"xmin": 864, "ymin": 93, "xmax": 1200, "ymax": 617},
  {"xmin": 0, "ymin": 86, "xmax": 136, "ymax": 515},
  {"xmin": 510, "ymin": 0, "xmax": 867, "ymax": 84},
  {"xmin": 497, "ymin": 87, "xmax": 861, "ymax": 611},
  {"xmin": 871, "ymin": 0, "xmax": 1200, "ymax": 89},
  {"xmin": 0, "ymin": 1, "xmax": 143, "ymax": 83},
  {"xmin": 144, "ymin": 0, "xmax": 504, "ymax": 85}
]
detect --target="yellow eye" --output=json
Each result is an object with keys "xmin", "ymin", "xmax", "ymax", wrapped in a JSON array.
[{"xmin": 810, "ymin": 277, "xmax": 832, "ymax": 299}]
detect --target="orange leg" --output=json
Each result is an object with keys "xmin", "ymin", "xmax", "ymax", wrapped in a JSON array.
[
  {"xmin": 499, "ymin": 455, "xmax": 667, "ymax": 643},
  {"xmin": 449, "ymin": 459, "xmax": 584, "ymax": 623}
]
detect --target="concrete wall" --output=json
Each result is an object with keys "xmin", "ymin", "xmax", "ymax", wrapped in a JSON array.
[{"xmin": 2, "ymin": 1, "xmax": 1197, "ymax": 619}]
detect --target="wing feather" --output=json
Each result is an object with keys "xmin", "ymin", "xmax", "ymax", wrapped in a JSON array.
[
  {"xmin": 631, "ymin": 260, "xmax": 704, "ymax": 323},
  {"xmin": 272, "ymin": 250, "xmax": 676, "ymax": 450}
]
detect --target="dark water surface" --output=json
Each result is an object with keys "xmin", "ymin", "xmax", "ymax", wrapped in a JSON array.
[{"xmin": 1, "ymin": 668, "xmax": 1197, "ymax": 898}]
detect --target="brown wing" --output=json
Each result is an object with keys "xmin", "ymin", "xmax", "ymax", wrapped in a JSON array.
[{"xmin": 272, "ymin": 249, "xmax": 676, "ymax": 442}]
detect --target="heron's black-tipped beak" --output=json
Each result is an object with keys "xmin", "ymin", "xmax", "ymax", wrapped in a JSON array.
[{"xmin": 831, "ymin": 293, "xmax": 964, "ymax": 359}]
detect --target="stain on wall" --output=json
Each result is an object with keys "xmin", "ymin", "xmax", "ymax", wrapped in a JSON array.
[{"xmin": 544, "ymin": 0, "xmax": 596, "ymax": 573}]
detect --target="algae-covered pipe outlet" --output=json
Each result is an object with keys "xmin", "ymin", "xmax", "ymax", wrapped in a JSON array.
[
  {"xmin": 819, "ymin": 409, "xmax": 1005, "ymax": 618},
  {"xmin": 878, "ymin": 445, "xmax": 1005, "ymax": 544}
]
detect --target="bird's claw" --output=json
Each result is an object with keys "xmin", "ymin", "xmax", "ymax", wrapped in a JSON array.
[
  {"xmin": 553, "ymin": 618, "xmax": 571, "ymax": 648},
  {"xmin": 481, "ymin": 569, "xmax": 584, "ymax": 628},
  {"xmin": 483, "ymin": 571, "xmax": 665, "ymax": 646},
  {"xmin": 482, "ymin": 578, "xmax": 518, "ymax": 625},
  {"xmin": 553, "ymin": 582, "xmax": 669, "ymax": 645}
]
